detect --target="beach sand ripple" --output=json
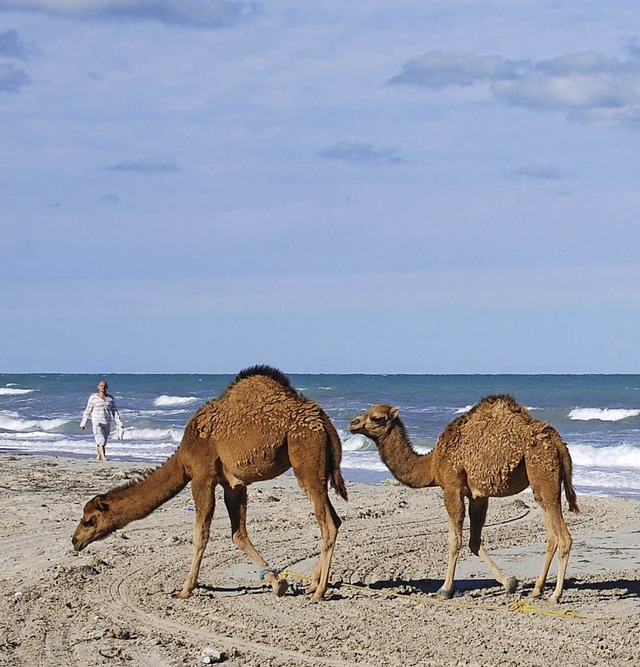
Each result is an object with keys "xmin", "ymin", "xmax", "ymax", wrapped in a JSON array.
[{"xmin": 1, "ymin": 455, "xmax": 639, "ymax": 667}]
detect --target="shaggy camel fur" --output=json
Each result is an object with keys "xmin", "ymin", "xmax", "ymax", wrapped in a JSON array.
[
  {"xmin": 73, "ymin": 366, "xmax": 348, "ymax": 601},
  {"xmin": 349, "ymin": 395, "xmax": 579, "ymax": 604}
]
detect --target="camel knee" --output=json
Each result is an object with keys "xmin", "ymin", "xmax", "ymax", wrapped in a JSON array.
[{"xmin": 231, "ymin": 531, "xmax": 248, "ymax": 550}]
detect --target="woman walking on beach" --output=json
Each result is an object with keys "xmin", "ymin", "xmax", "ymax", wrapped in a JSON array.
[{"xmin": 80, "ymin": 380, "xmax": 123, "ymax": 461}]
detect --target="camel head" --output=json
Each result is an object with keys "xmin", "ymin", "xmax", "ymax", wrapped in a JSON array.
[
  {"xmin": 72, "ymin": 495, "xmax": 114, "ymax": 551},
  {"xmin": 349, "ymin": 404, "xmax": 399, "ymax": 441}
]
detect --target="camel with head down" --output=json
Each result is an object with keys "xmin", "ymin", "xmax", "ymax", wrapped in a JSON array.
[{"xmin": 73, "ymin": 365, "xmax": 348, "ymax": 601}]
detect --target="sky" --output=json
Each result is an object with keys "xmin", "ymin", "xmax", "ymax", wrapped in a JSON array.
[{"xmin": 2, "ymin": 1, "xmax": 640, "ymax": 374}]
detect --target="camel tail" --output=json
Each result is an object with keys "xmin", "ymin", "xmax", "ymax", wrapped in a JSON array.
[
  {"xmin": 324, "ymin": 414, "xmax": 348, "ymax": 502},
  {"xmin": 560, "ymin": 439, "xmax": 579, "ymax": 514}
]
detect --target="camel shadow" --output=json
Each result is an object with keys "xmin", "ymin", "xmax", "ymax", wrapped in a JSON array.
[
  {"xmin": 193, "ymin": 582, "xmax": 263, "ymax": 597},
  {"xmin": 194, "ymin": 581, "xmax": 351, "ymax": 601},
  {"xmin": 338, "ymin": 577, "xmax": 500, "ymax": 597},
  {"xmin": 564, "ymin": 577, "xmax": 640, "ymax": 598}
]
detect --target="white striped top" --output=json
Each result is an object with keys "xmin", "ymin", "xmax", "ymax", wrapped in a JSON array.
[{"xmin": 80, "ymin": 393, "xmax": 123, "ymax": 428}]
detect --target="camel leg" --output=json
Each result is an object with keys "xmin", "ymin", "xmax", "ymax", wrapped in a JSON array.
[
  {"xmin": 531, "ymin": 502, "xmax": 572, "ymax": 604},
  {"xmin": 307, "ymin": 488, "xmax": 340, "ymax": 601},
  {"xmin": 437, "ymin": 488, "xmax": 465, "ymax": 599},
  {"xmin": 468, "ymin": 498, "xmax": 518, "ymax": 594},
  {"xmin": 174, "ymin": 478, "xmax": 215, "ymax": 599},
  {"xmin": 223, "ymin": 485, "xmax": 288, "ymax": 597},
  {"xmin": 290, "ymin": 463, "xmax": 341, "ymax": 601}
]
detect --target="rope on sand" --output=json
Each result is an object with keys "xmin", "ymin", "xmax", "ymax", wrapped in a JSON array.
[{"xmin": 278, "ymin": 570, "xmax": 615, "ymax": 621}]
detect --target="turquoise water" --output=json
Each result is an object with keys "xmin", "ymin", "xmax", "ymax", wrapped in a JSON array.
[{"xmin": 1, "ymin": 373, "xmax": 639, "ymax": 498}]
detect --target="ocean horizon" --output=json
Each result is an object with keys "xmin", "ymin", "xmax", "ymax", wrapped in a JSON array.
[{"xmin": 2, "ymin": 372, "xmax": 639, "ymax": 500}]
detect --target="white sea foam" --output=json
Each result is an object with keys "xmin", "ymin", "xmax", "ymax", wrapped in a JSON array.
[
  {"xmin": 569, "ymin": 443, "xmax": 640, "ymax": 469},
  {"xmin": 573, "ymin": 466, "xmax": 640, "ymax": 498},
  {"xmin": 124, "ymin": 427, "xmax": 184, "ymax": 442},
  {"xmin": 0, "ymin": 412, "xmax": 67, "ymax": 432},
  {"xmin": 569, "ymin": 408, "xmax": 640, "ymax": 422},
  {"xmin": 0, "ymin": 436, "xmax": 176, "ymax": 462},
  {"xmin": 0, "ymin": 387, "xmax": 35, "ymax": 396},
  {"xmin": 153, "ymin": 395, "xmax": 199, "ymax": 407},
  {"xmin": 11, "ymin": 431, "xmax": 64, "ymax": 441},
  {"xmin": 341, "ymin": 451, "xmax": 388, "ymax": 472}
]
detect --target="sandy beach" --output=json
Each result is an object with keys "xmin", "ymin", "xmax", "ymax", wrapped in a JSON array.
[{"xmin": 1, "ymin": 453, "xmax": 639, "ymax": 667}]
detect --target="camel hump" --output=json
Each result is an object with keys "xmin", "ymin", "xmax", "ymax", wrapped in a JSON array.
[
  {"xmin": 233, "ymin": 365, "xmax": 295, "ymax": 391},
  {"xmin": 477, "ymin": 394, "xmax": 527, "ymax": 414}
]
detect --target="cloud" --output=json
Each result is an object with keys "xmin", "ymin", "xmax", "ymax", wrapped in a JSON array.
[
  {"xmin": 389, "ymin": 52, "xmax": 523, "ymax": 88},
  {"xmin": 98, "ymin": 194, "xmax": 120, "ymax": 204},
  {"xmin": 0, "ymin": 29, "xmax": 35, "ymax": 60},
  {"xmin": 507, "ymin": 162, "xmax": 563, "ymax": 180},
  {"xmin": 105, "ymin": 157, "xmax": 180, "ymax": 175},
  {"xmin": 0, "ymin": 62, "xmax": 31, "ymax": 92},
  {"xmin": 390, "ymin": 45, "xmax": 640, "ymax": 123},
  {"xmin": 319, "ymin": 141, "xmax": 406, "ymax": 165},
  {"xmin": 0, "ymin": 0, "xmax": 259, "ymax": 30}
]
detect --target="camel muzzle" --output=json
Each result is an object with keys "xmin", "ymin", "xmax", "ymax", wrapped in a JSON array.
[{"xmin": 348, "ymin": 418, "xmax": 363, "ymax": 433}]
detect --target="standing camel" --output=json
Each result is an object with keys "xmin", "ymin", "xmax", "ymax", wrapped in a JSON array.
[
  {"xmin": 73, "ymin": 366, "xmax": 348, "ymax": 601},
  {"xmin": 349, "ymin": 395, "xmax": 579, "ymax": 603}
]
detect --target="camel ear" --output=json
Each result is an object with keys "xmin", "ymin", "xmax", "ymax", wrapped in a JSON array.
[
  {"xmin": 95, "ymin": 496, "xmax": 110, "ymax": 513},
  {"xmin": 390, "ymin": 407, "xmax": 399, "ymax": 420}
]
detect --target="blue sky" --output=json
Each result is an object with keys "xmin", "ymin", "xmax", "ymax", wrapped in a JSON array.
[{"xmin": 2, "ymin": 1, "xmax": 640, "ymax": 374}]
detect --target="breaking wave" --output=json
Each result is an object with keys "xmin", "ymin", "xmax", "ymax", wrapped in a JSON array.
[
  {"xmin": 569, "ymin": 443, "xmax": 640, "ymax": 469},
  {"xmin": 153, "ymin": 395, "xmax": 199, "ymax": 407},
  {"xmin": 0, "ymin": 387, "xmax": 35, "ymax": 396},
  {"xmin": 0, "ymin": 411, "xmax": 67, "ymax": 432},
  {"xmin": 569, "ymin": 408, "xmax": 640, "ymax": 422}
]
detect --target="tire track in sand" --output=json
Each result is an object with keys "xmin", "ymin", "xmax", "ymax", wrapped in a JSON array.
[{"xmin": 103, "ymin": 561, "xmax": 375, "ymax": 667}]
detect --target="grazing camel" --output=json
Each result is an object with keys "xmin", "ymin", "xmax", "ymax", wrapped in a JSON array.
[
  {"xmin": 349, "ymin": 395, "xmax": 579, "ymax": 603},
  {"xmin": 73, "ymin": 365, "xmax": 348, "ymax": 601}
]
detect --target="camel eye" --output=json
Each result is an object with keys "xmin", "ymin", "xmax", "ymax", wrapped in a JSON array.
[
  {"xmin": 83, "ymin": 517, "xmax": 96, "ymax": 528},
  {"xmin": 371, "ymin": 416, "xmax": 386, "ymax": 424}
]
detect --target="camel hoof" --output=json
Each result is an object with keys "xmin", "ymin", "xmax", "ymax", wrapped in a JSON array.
[
  {"xmin": 529, "ymin": 588, "xmax": 543, "ymax": 600},
  {"xmin": 172, "ymin": 590, "xmax": 191, "ymax": 600},
  {"xmin": 272, "ymin": 579, "xmax": 289, "ymax": 597},
  {"xmin": 504, "ymin": 576, "xmax": 518, "ymax": 594},
  {"xmin": 434, "ymin": 588, "xmax": 454, "ymax": 600}
]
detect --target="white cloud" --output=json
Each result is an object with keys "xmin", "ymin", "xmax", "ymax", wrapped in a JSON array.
[
  {"xmin": 105, "ymin": 157, "xmax": 180, "ymax": 175},
  {"xmin": 319, "ymin": 141, "xmax": 406, "ymax": 165},
  {"xmin": 0, "ymin": 0, "xmax": 259, "ymax": 29},
  {"xmin": 389, "ymin": 52, "xmax": 522, "ymax": 88},
  {"xmin": 391, "ymin": 45, "xmax": 640, "ymax": 123},
  {"xmin": 507, "ymin": 162, "xmax": 563, "ymax": 180}
]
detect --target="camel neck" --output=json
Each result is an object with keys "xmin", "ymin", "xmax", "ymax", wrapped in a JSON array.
[
  {"xmin": 109, "ymin": 453, "xmax": 189, "ymax": 528},
  {"xmin": 377, "ymin": 422, "xmax": 436, "ymax": 489}
]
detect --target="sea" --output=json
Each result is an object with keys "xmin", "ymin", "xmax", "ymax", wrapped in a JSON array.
[{"xmin": 1, "ymin": 373, "xmax": 639, "ymax": 500}]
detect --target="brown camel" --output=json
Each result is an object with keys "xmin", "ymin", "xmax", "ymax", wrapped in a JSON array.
[
  {"xmin": 349, "ymin": 395, "xmax": 579, "ymax": 604},
  {"xmin": 73, "ymin": 366, "xmax": 348, "ymax": 601}
]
